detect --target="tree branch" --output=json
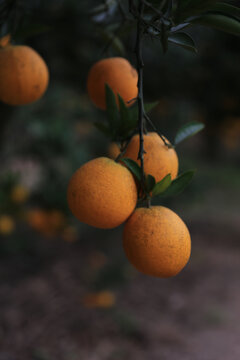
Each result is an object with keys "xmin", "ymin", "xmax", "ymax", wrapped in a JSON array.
[{"xmin": 130, "ymin": 0, "xmax": 146, "ymax": 190}]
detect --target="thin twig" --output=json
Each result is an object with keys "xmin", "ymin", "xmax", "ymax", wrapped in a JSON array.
[
  {"xmin": 142, "ymin": 0, "xmax": 163, "ymax": 17},
  {"xmin": 131, "ymin": 0, "xmax": 146, "ymax": 190},
  {"xmin": 99, "ymin": 22, "xmax": 124, "ymax": 56},
  {"xmin": 115, "ymin": 134, "xmax": 134, "ymax": 162},
  {"xmin": 144, "ymin": 113, "xmax": 173, "ymax": 148}
]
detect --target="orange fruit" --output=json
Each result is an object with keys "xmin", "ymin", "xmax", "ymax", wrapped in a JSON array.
[
  {"xmin": 87, "ymin": 57, "xmax": 138, "ymax": 110},
  {"xmin": 122, "ymin": 132, "xmax": 178, "ymax": 182},
  {"xmin": 26, "ymin": 209, "xmax": 49, "ymax": 233},
  {"xmin": 0, "ymin": 215, "xmax": 15, "ymax": 235},
  {"xmin": 0, "ymin": 42, "xmax": 49, "ymax": 105},
  {"xmin": 67, "ymin": 157, "xmax": 137, "ymax": 229},
  {"xmin": 11, "ymin": 185, "xmax": 29, "ymax": 203},
  {"xmin": 108, "ymin": 142, "xmax": 121, "ymax": 159},
  {"xmin": 123, "ymin": 206, "xmax": 191, "ymax": 278},
  {"xmin": 82, "ymin": 291, "xmax": 115, "ymax": 308},
  {"xmin": 0, "ymin": 34, "xmax": 11, "ymax": 48}
]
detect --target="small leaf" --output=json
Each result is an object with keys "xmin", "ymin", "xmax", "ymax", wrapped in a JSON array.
[
  {"xmin": 145, "ymin": 101, "xmax": 159, "ymax": 113},
  {"xmin": 146, "ymin": 174, "xmax": 156, "ymax": 193},
  {"xmin": 170, "ymin": 23, "xmax": 191, "ymax": 33},
  {"xmin": 94, "ymin": 122, "xmax": 111, "ymax": 137},
  {"xmin": 129, "ymin": 101, "xmax": 159, "ymax": 128},
  {"xmin": 161, "ymin": 170, "xmax": 195, "ymax": 197},
  {"xmin": 207, "ymin": 3, "xmax": 240, "ymax": 20},
  {"xmin": 100, "ymin": 28, "xmax": 125, "ymax": 55},
  {"xmin": 174, "ymin": 121, "xmax": 205, "ymax": 146},
  {"xmin": 118, "ymin": 94, "xmax": 132, "ymax": 135},
  {"xmin": 176, "ymin": 0, "xmax": 219, "ymax": 21},
  {"xmin": 89, "ymin": 4, "xmax": 108, "ymax": 15},
  {"xmin": 168, "ymin": 32, "xmax": 197, "ymax": 53},
  {"xmin": 120, "ymin": 158, "xmax": 142, "ymax": 182},
  {"xmin": 152, "ymin": 174, "xmax": 172, "ymax": 196},
  {"xmin": 105, "ymin": 84, "xmax": 120, "ymax": 137},
  {"xmin": 190, "ymin": 14, "xmax": 240, "ymax": 36}
]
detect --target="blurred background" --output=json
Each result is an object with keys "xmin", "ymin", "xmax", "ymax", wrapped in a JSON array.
[{"xmin": 0, "ymin": 1, "xmax": 239, "ymax": 359}]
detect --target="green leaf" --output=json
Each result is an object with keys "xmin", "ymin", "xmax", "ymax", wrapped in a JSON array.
[
  {"xmin": 207, "ymin": 3, "xmax": 240, "ymax": 20},
  {"xmin": 176, "ymin": 0, "xmax": 219, "ymax": 21},
  {"xmin": 174, "ymin": 121, "xmax": 205, "ymax": 145},
  {"xmin": 146, "ymin": 174, "xmax": 156, "ymax": 193},
  {"xmin": 190, "ymin": 14, "xmax": 240, "ymax": 36},
  {"xmin": 94, "ymin": 122, "xmax": 111, "ymax": 137},
  {"xmin": 89, "ymin": 4, "xmax": 108, "ymax": 15},
  {"xmin": 168, "ymin": 32, "xmax": 197, "ymax": 53},
  {"xmin": 90, "ymin": 0, "xmax": 117, "ymax": 15},
  {"xmin": 145, "ymin": 101, "xmax": 159, "ymax": 113},
  {"xmin": 100, "ymin": 29, "xmax": 125, "ymax": 56},
  {"xmin": 152, "ymin": 174, "xmax": 172, "ymax": 196},
  {"xmin": 120, "ymin": 158, "xmax": 142, "ymax": 182},
  {"xmin": 161, "ymin": 170, "xmax": 195, "ymax": 197},
  {"xmin": 118, "ymin": 94, "xmax": 132, "ymax": 136},
  {"xmin": 129, "ymin": 101, "xmax": 159, "ymax": 129},
  {"xmin": 105, "ymin": 84, "xmax": 120, "ymax": 137}
]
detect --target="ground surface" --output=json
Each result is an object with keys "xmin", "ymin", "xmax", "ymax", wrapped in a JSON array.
[{"xmin": 0, "ymin": 214, "xmax": 239, "ymax": 360}]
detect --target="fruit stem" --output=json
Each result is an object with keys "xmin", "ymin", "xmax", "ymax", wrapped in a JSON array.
[
  {"xmin": 0, "ymin": 34, "xmax": 11, "ymax": 48},
  {"xmin": 130, "ymin": 0, "xmax": 146, "ymax": 191},
  {"xmin": 143, "ymin": 113, "xmax": 173, "ymax": 148},
  {"xmin": 147, "ymin": 197, "xmax": 151, "ymax": 208}
]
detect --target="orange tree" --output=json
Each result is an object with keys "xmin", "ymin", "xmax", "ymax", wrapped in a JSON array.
[
  {"xmin": 0, "ymin": 0, "xmax": 240, "ymax": 274},
  {"xmin": 67, "ymin": 0, "xmax": 240, "ymax": 277}
]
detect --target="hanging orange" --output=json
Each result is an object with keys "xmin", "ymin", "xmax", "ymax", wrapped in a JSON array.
[
  {"xmin": 87, "ymin": 57, "xmax": 138, "ymax": 110},
  {"xmin": 0, "ymin": 37, "xmax": 49, "ymax": 105}
]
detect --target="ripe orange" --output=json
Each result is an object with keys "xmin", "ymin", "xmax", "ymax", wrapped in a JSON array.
[
  {"xmin": 123, "ymin": 206, "xmax": 191, "ymax": 278},
  {"xmin": 0, "ymin": 215, "xmax": 15, "ymax": 235},
  {"xmin": 0, "ymin": 34, "xmax": 11, "ymax": 48},
  {"xmin": 26, "ymin": 209, "xmax": 49, "ymax": 233},
  {"xmin": 0, "ymin": 42, "xmax": 49, "ymax": 105},
  {"xmin": 87, "ymin": 57, "xmax": 138, "ymax": 110},
  {"xmin": 67, "ymin": 157, "xmax": 137, "ymax": 229},
  {"xmin": 27, "ymin": 209, "xmax": 65, "ymax": 237},
  {"xmin": 122, "ymin": 132, "xmax": 178, "ymax": 182},
  {"xmin": 108, "ymin": 142, "xmax": 121, "ymax": 159},
  {"xmin": 11, "ymin": 185, "xmax": 29, "ymax": 203}
]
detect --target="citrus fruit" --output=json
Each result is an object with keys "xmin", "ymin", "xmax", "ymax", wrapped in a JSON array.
[
  {"xmin": 108, "ymin": 142, "xmax": 121, "ymax": 159},
  {"xmin": 67, "ymin": 157, "xmax": 137, "ymax": 229},
  {"xmin": 123, "ymin": 132, "xmax": 178, "ymax": 182},
  {"xmin": 87, "ymin": 57, "xmax": 138, "ymax": 110},
  {"xmin": 123, "ymin": 206, "xmax": 191, "ymax": 278},
  {"xmin": 0, "ymin": 42, "xmax": 49, "ymax": 105}
]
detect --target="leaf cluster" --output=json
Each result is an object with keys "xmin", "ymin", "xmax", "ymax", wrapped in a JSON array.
[
  {"xmin": 121, "ymin": 157, "xmax": 195, "ymax": 200},
  {"xmin": 95, "ymin": 84, "xmax": 205, "ymax": 147},
  {"xmin": 90, "ymin": 0, "xmax": 240, "ymax": 55},
  {"xmin": 0, "ymin": 0, "xmax": 48, "ymax": 39},
  {"xmin": 94, "ymin": 84, "xmax": 158, "ymax": 142}
]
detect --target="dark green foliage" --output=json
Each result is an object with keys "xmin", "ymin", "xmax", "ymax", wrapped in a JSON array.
[
  {"xmin": 152, "ymin": 173, "xmax": 172, "ymax": 196},
  {"xmin": 120, "ymin": 158, "xmax": 142, "ymax": 181},
  {"xmin": 145, "ymin": 174, "xmax": 156, "ymax": 193},
  {"xmin": 168, "ymin": 32, "xmax": 197, "ymax": 53},
  {"xmin": 189, "ymin": 13, "xmax": 240, "ymax": 36},
  {"xmin": 94, "ymin": 85, "xmax": 159, "ymax": 141},
  {"xmin": 160, "ymin": 170, "xmax": 195, "ymax": 197},
  {"xmin": 174, "ymin": 121, "xmax": 205, "ymax": 146}
]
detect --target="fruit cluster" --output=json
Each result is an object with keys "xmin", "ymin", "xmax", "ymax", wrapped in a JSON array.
[{"xmin": 67, "ymin": 57, "xmax": 191, "ymax": 279}]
